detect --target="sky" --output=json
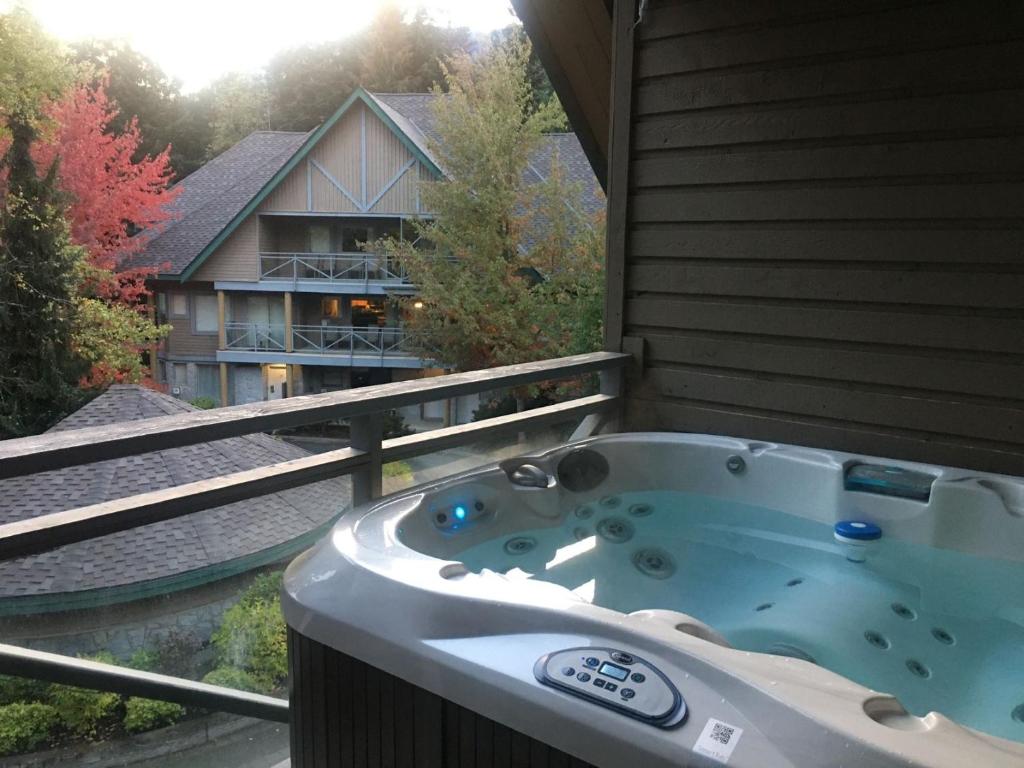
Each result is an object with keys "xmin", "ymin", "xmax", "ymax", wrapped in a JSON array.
[{"xmin": 4, "ymin": 0, "xmax": 519, "ymax": 92}]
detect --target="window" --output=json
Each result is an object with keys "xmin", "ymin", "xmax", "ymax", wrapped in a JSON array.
[
  {"xmin": 169, "ymin": 293, "xmax": 188, "ymax": 317},
  {"xmin": 342, "ymin": 226, "xmax": 370, "ymax": 252},
  {"xmin": 194, "ymin": 295, "xmax": 219, "ymax": 334},
  {"xmin": 196, "ymin": 365, "xmax": 221, "ymax": 405},
  {"xmin": 322, "ymin": 297, "xmax": 340, "ymax": 318},
  {"xmin": 309, "ymin": 223, "xmax": 332, "ymax": 254}
]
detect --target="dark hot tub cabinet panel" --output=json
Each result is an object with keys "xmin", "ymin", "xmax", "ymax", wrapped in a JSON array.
[{"xmin": 288, "ymin": 629, "xmax": 595, "ymax": 768}]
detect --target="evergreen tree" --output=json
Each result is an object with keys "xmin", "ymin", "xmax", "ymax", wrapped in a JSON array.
[
  {"xmin": 376, "ymin": 36, "xmax": 604, "ymax": 374},
  {"xmin": 0, "ymin": 117, "xmax": 89, "ymax": 438}
]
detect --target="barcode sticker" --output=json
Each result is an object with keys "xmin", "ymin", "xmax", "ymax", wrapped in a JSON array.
[{"xmin": 694, "ymin": 718, "xmax": 743, "ymax": 764}]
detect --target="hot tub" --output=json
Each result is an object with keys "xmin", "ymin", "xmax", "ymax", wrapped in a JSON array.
[{"xmin": 282, "ymin": 433, "xmax": 1024, "ymax": 767}]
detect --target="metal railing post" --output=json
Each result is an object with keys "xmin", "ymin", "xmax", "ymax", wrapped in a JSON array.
[{"xmin": 349, "ymin": 412, "xmax": 383, "ymax": 506}]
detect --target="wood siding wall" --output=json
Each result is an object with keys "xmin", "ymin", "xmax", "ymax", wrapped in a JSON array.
[
  {"xmin": 195, "ymin": 101, "xmax": 432, "ymax": 283},
  {"xmin": 615, "ymin": 0, "xmax": 1024, "ymax": 475},
  {"xmin": 165, "ymin": 320, "xmax": 218, "ymax": 358},
  {"xmin": 193, "ymin": 217, "xmax": 260, "ymax": 282},
  {"xmin": 262, "ymin": 102, "xmax": 425, "ymax": 216}
]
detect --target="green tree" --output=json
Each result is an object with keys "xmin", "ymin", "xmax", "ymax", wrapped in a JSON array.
[
  {"xmin": 490, "ymin": 24, "xmax": 564, "ymax": 123},
  {"xmin": 266, "ymin": 6, "xmax": 471, "ymax": 132},
  {"xmin": 203, "ymin": 72, "xmax": 271, "ymax": 157},
  {"xmin": 0, "ymin": 10, "xmax": 88, "ymax": 437},
  {"xmin": 71, "ymin": 40, "xmax": 209, "ymax": 177},
  {"xmin": 377, "ymin": 37, "xmax": 603, "ymax": 374}
]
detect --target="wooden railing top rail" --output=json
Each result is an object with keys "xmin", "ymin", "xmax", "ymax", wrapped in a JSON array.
[{"xmin": 0, "ymin": 352, "xmax": 629, "ymax": 480}]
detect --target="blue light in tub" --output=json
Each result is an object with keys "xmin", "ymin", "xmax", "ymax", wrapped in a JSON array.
[{"xmin": 454, "ymin": 505, "xmax": 468, "ymax": 521}]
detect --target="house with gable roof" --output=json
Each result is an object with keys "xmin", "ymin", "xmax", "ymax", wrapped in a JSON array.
[{"xmin": 141, "ymin": 88, "xmax": 602, "ymax": 411}]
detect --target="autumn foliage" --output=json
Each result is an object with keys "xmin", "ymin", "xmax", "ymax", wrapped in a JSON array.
[
  {"xmin": 33, "ymin": 79, "xmax": 179, "ymax": 304},
  {"xmin": 1, "ymin": 79, "xmax": 178, "ymax": 390}
]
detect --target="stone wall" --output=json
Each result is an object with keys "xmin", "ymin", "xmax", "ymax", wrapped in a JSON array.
[{"xmin": 0, "ymin": 568, "xmax": 277, "ymax": 661}]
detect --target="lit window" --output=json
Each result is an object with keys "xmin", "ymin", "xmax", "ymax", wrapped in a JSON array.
[
  {"xmin": 322, "ymin": 298, "xmax": 340, "ymax": 318},
  {"xmin": 194, "ymin": 295, "xmax": 219, "ymax": 333},
  {"xmin": 169, "ymin": 293, "xmax": 188, "ymax": 317}
]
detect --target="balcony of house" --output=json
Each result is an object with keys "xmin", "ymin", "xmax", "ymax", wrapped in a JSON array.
[
  {"xmin": 228, "ymin": 214, "xmax": 431, "ymax": 295},
  {"xmin": 216, "ymin": 293, "xmax": 429, "ymax": 368}
]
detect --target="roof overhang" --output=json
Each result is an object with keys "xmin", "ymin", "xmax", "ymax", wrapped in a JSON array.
[{"xmin": 512, "ymin": 0, "xmax": 612, "ymax": 189}]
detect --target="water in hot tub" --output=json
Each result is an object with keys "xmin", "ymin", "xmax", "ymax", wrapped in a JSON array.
[{"xmin": 452, "ymin": 491, "xmax": 1024, "ymax": 743}]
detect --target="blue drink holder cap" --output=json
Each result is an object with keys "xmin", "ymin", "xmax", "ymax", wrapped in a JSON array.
[{"xmin": 834, "ymin": 520, "xmax": 882, "ymax": 540}]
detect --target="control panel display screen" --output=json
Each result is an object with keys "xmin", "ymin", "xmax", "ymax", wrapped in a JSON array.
[{"xmin": 598, "ymin": 662, "xmax": 629, "ymax": 681}]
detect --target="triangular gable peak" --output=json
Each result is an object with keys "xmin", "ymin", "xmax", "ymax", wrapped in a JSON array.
[
  {"xmin": 182, "ymin": 88, "xmax": 443, "ymax": 282},
  {"xmin": 262, "ymin": 95, "xmax": 439, "ymax": 215}
]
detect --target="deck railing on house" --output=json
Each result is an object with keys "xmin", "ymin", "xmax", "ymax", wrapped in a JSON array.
[
  {"xmin": 0, "ymin": 351, "xmax": 629, "ymax": 726},
  {"xmin": 259, "ymin": 251, "xmax": 411, "ymax": 285},
  {"xmin": 224, "ymin": 322, "xmax": 422, "ymax": 360}
]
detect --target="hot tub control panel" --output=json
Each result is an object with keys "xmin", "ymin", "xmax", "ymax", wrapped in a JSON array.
[{"xmin": 534, "ymin": 647, "xmax": 686, "ymax": 728}]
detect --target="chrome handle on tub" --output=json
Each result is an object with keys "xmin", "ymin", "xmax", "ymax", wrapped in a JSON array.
[{"xmin": 508, "ymin": 464, "xmax": 550, "ymax": 488}]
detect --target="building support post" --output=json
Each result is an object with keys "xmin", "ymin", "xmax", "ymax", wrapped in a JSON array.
[
  {"xmin": 216, "ymin": 291, "xmax": 227, "ymax": 349},
  {"xmin": 285, "ymin": 365, "xmax": 294, "ymax": 399},
  {"xmin": 284, "ymin": 292, "xmax": 293, "ymax": 352},
  {"xmin": 219, "ymin": 363, "xmax": 229, "ymax": 407}
]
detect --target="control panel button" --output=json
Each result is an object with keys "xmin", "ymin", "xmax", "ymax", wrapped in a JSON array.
[{"xmin": 535, "ymin": 646, "xmax": 686, "ymax": 729}]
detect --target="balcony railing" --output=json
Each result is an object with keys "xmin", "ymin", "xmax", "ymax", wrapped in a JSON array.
[
  {"xmin": 259, "ymin": 252, "xmax": 410, "ymax": 285},
  {"xmin": 0, "ymin": 352, "xmax": 629, "ymax": 729},
  {"xmin": 224, "ymin": 322, "xmax": 422, "ymax": 359},
  {"xmin": 224, "ymin": 321, "xmax": 287, "ymax": 351}
]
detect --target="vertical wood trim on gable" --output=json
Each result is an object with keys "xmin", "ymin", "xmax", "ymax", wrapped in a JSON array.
[
  {"xmin": 360, "ymin": 104, "xmax": 368, "ymax": 209},
  {"xmin": 306, "ymin": 161, "xmax": 312, "ymax": 211},
  {"xmin": 619, "ymin": 2, "xmax": 1024, "ymax": 475},
  {"xmin": 260, "ymin": 102, "xmax": 423, "ymax": 216}
]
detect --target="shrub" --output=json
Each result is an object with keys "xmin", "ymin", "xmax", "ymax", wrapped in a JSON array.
[
  {"xmin": 201, "ymin": 666, "xmax": 259, "ymax": 693},
  {"xmin": 153, "ymin": 630, "xmax": 202, "ymax": 678},
  {"xmin": 212, "ymin": 599, "xmax": 287, "ymax": 693},
  {"xmin": 188, "ymin": 396, "xmax": 217, "ymax": 410},
  {"xmin": 211, "ymin": 571, "xmax": 288, "ymax": 693},
  {"xmin": 127, "ymin": 648, "xmax": 159, "ymax": 672},
  {"xmin": 0, "ymin": 674, "xmax": 49, "ymax": 706},
  {"xmin": 0, "ymin": 702, "xmax": 59, "ymax": 756},
  {"xmin": 48, "ymin": 684, "xmax": 120, "ymax": 737},
  {"xmin": 122, "ymin": 697, "xmax": 184, "ymax": 734},
  {"xmin": 47, "ymin": 653, "xmax": 121, "ymax": 738},
  {"xmin": 383, "ymin": 409, "xmax": 414, "ymax": 438},
  {"xmin": 383, "ymin": 460, "xmax": 413, "ymax": 479},
  {"xmin": 240, "ymin": 570, "xmax": 284, "ymax": 607}
]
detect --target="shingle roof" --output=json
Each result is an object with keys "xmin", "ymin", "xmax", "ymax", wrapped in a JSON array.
[
  {"xmin": 137, "ymin": 131, "xmax": 308, "ymax": 275},
  {"xmin": 0, "ymin": 386, "xmax": 349, "ymax": 607},
  {"xmin": 373, "ymin": 91, "xmax": 604, "ymax": 216},
  {"xmin": 141, "ymin": 91, "xmax": 603, "ymax": 278},
  {"xmin": 367, "ymin": 92, "xmax": 443, "ymax": 170}
]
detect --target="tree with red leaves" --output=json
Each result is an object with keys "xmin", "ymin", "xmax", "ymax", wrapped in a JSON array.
[
  {"xmin": 33, "ymin": 79, "xmax": 179, "ymax": 306},
  {"xmin": 3, "ymin": 80, "xmax": 179, "ymax": 390}
]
